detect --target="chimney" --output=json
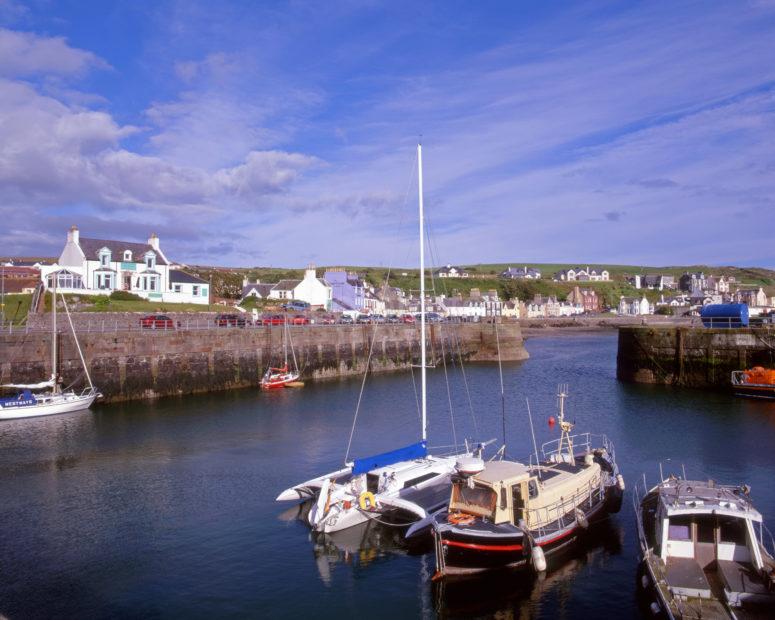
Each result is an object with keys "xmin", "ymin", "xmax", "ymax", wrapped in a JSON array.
[
  {"xmin": 68, "ymin": 225, "xmax": 79, "ymax": 245},
  {"xmin": 243, "ymin": 276, "xmax": 249, "ymax": 287},
  {"xmin": 148, "ymin": 233, "xmax": 160, "ymax": 251},
  {"xmin": 305, "ymin": 263, "xmax": 316, "ymax": 280}
]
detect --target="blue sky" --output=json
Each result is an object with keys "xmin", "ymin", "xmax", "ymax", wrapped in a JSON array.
[{"xmin": 1, "ymin": 0, "xmax": 774, "ymax": 268}]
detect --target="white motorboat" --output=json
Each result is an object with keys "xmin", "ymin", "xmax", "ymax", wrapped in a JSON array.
[
  {"xmin": 0, "ymin": 281, "xmax": 100, "ymax": 420},
  {"xmin": 277, "ymin": 143, "xmax": 481, "ymax": 533},
  {"xmin": 635, "ymin": 473, "xmax": 775, "ymax": 618}
]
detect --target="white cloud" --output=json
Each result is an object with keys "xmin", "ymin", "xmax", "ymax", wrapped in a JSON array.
[{"xmin": 0, "ymin": 28, "xmax": 109, "ymax": 77}]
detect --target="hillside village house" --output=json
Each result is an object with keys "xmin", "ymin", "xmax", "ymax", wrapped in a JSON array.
[
  {"xmin": 734, "ymin": 287, "xmax": 768, "ymax": 307},
  {"xmin": 40, "ymin": 226, "xmax": 209, "ymax": 304},
  {"xmin": 618, "ymin": 295, "xmax": 652, "ymax": 316},
  {"xmin": 553, "ymin": 267, "xmax": 610, "ymax": 282},
  {"xmin": 434, "ymin": 264, "xmax": 469, "ymax": 278},
  {"xmin": 500, "ymin": 266, "xmax": 541, "ymax": 280},
  {"xmin": 628, "ymin": 274, "xmax": 676, "ymax": 290},
  {"xmin": 324, "ymin": 269, "xmax": 365, "ymax": 312},
  {"xmin": 566, "ymin": 286, "xmax": 601, "ymax": 312},
  {"xmin": 267, "ymin": 266, "xmax": 332, "ymax": 309},
  {"xmin": 241, "ymin": 279, "xmax": 274, "ymax": 300}
]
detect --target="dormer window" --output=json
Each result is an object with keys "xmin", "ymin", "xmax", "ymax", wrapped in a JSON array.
[
  {"xmin": 145, "ymin": 252, "xmax": 156, "ymax": 269},
  {"xmin": 99, "ymin": 248, "xmax": 111, "ymax": 267},
  {"xmin": 124, "ymin": 250, "xmax": 132, "ymax": 261}
]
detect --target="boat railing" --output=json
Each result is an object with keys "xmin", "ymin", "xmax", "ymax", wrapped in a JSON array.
[
  {"xmin": 538, "ymin": 433, "xmax": 614, "ymax": 463},
  {"xmin": 528, "ymin": 475, "xmax": 607, "ymax": 539}
]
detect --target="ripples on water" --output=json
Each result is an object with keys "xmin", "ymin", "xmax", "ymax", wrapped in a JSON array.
[{"xmin": 0, "ymin": 334, "xmax": 773, "ymax": 618}]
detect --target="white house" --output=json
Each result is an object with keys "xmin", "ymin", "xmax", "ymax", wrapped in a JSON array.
[
  {"xmin": 40, "ymin": 226, "xmax": 209, "ymax": 304},
  {"xmin": 618, "ymin": 295, "xmax": 652, "ymax": 316},
  {"xmin": 554, "ymin": 267, "xmax": 610, "ymax": 282},
  {"xmin": 434, "ymin": 264, "xmax": 469, "ymax": 278},
  {"xmin": 169, "ymin": 270, "xmax": 210, "ymax": 304},
  {"xmin": 268, "ymin": 266, "xmax": 332, "ymax": 309}
]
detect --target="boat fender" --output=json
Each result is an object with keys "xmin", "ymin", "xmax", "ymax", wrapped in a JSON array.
[
  {"xmin": 649, "ymin": 602, "xmax": 660, "ymax": 615},
  {"xmin": 574, "ymin": 508, "xmax": 589, "ymax": 529},
  {"xmin": 617, "ymin": 474, "xmax": 625, "ymax": 492},
  {"xmin": 359, "ymin": 491, "xmax": 377, "ymax": 511},
  {"xmin": 584, "ymin": 453, "xmax": 594, "ymax": 466},
  {"xmin": 447, "ymin": 512, "xmax": 475, "ymax": 526},
  {"xmin": 641, "ymin": 573, "xmax": 649, "ymax": 589},
  {"xmin": 531, "ymin": 546, "xmax": 547, "ymax": 573}
]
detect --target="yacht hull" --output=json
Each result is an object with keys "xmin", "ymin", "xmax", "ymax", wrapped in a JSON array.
[{"xmin": 0, "ymin": 393, "xmax": 97, "ymax": 420}]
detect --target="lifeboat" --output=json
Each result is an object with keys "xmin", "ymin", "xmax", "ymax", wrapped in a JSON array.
[{"xmin": 731, "ymin": 367, "xmax": 775, "ymax": 400}]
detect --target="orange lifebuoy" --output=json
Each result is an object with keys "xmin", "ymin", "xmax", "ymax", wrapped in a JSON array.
[{"xmin": 447, "ymin": 512, "xmax": 475, "ymax": 526}]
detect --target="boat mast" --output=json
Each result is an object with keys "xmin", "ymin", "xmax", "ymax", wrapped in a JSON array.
[
  {"xmin": 418, "ymin": 143, "xmax": 427, "ymax": 443},
  {"xmin": 51, "ymin": 276, "xmax": 59, "ymax": 394},
  {"xmin": 557, "ymin": 384, "xmax": 574, "ymax": 464}
]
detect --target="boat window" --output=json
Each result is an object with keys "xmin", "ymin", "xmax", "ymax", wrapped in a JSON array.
[
  {"xmin": 451, "ymin": 483, "xmax": 496, "ymax": 517},
  {"xmin": 696, "ymin": 518, "xmax": 715, "ymax": 544},
  {"xmin": 512, "ymin": 484, "xmax": 525, "ymax": 523},
  {"xmin": 500, "ymin": 487, "xmax": 507, "ymax": 510},
  {"xmin": 402, "ymin": 472, "xmax": 439, "ymax": 489},
  {"xmin": 366, "ymin": 474, "xmax": 379, "ymax": 494},
  {"xmin": 528, "ymin": 479, "xmax": 539, "ymax": 499},
  {"xmin": 668, "ymin": 516, "xmax": 693, "ymax": 541},
  {"xmin": 719, "ymin": 517, "xmax": 747, "ymax": 545}
]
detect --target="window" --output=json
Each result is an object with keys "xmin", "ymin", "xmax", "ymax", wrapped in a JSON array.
[
  {"xmin": 149, "ymin": 277, "xmax": 156, "ymax": 291},
  {"xmin": 668, "ymin": 516, "xmax": 693, "ymax": 541},
  {"xmin": 192, "ymin": 285, "xmax": 199, "ymax": 296},
  {"xmin": 145, "ymin": 252, "xmax": 156, "ymax": 269},
  {"xmin": 719, "ymin": 517, "xmax": 747, "ymax": 545},
  {"xmin": 124, "ymin": 250, "xmax": 132, "ymax": 261},
  {"xmin": 528, "ymin": 479, "xmax": 539, "ymax": 499},
  {"xmin": 99, "ymin": 249, "xmax": 111, "ymax": 267},
  {"xmin": 402, "ymin": 473, "xmax": 439, "ymax": 489},
  {"xmin": 173, "ymin": 284, "xmax": 181, "ymax": 293}
]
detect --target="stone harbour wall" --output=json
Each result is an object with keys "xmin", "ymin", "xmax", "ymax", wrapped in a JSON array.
[
  {"xmin": 616, "ymin": 326, "xmax": 775, "ymax": 388},
  {"xmin": 1, "ymin": 322, "xmax": 528, "ymax": 403}
]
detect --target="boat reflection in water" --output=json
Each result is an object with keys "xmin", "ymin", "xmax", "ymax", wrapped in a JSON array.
[
  {"xmin": 277, "ymin": 500, "xmax": 425, "ymax": 585},
  {"xmin": 432, "ymin": 518, "xmax": 624, "ymax": 618}
]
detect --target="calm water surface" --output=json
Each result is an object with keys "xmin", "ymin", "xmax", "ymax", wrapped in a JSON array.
[{"xmin": 1, "ymin": 334, "xmax": 774, "ymax": 619}]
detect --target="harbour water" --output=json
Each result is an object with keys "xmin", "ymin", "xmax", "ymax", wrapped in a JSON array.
[{"xmin": 1, "ymin": 333, "xmax": 773, "ymax": 619}]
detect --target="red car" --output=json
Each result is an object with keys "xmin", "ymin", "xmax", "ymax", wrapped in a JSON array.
[
  {"xmin": 140, "ymin": 314, "xmax": 175, "ymax": 329},
  {"xmin": 289, "ymin": 315, "xmax": 310, "ymax": 325},
  {"xmin": 401, "ymin": 314, "xmax": 416, "ymax": 324},
  {"xmin": 262, "ymin": 314, "xmax": 286, "ymax": 326}
]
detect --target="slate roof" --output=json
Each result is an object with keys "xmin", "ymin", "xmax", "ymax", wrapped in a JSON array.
[
  {"xmin": 78, "ymin": 237, "xmax": 168, "ymax": 265},
  {"xmin": 272, "ymin": 279, "xmax": 301, "ymax": 291},
  {"xmin": 242, "ymin": 283, "xmax": 273, "ymax": 297},
  {"xmin": 170, "ymin": 270, "xmax": 207, "ymax": 284}
]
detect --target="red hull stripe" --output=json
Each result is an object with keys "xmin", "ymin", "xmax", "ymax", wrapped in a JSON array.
[{"xmin": 442, "ymin": 539, "xmax": 523, "ymax": 552}]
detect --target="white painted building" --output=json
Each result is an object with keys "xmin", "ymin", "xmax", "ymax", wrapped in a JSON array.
[
  {"xmin": 618, "ymin": 295, "xmax": 652, "ymax": 316},
  {"xmin": 268, "ymin": 266, "xmax": 332, "ymax": 309},
  {"xmin": 40, "ymin": 226, "xmax": 209, "ymax": 304}
]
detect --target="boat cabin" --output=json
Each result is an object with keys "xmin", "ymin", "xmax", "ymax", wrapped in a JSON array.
[
  {"xmin": 450, "ymin": 457, "xmax": 605, "ymax": 529},
  {"xmin": 647, "ymin": 479, "xmax": 772, "ymax": 606}
]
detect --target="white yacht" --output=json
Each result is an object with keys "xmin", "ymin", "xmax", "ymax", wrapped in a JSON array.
[
  {"xmin": 0, "ymin": 282, "xmax": 100, "ymax": 420},
  {"xmin": 277, "ymin": 143, "xmax": 480, "ymax": 533}
]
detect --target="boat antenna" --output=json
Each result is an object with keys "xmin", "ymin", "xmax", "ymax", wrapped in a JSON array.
[
  {"xmin": 526, "ymin": 397, "xmax": 541, "ymax": 480},
  {"xmin": 556, "ymin": 384, "xmax": 574, "ymax": 465},
  {"xmin": 418, "ymin": 142, "xmax": 427, "ymax": 443}
]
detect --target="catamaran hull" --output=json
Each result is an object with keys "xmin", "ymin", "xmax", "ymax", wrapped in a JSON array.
[{"xmin": 0, "ymin": 393, "xmax": 97, "ymax": 420}]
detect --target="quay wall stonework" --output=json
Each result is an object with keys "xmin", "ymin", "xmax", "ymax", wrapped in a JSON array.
[
  {"xmin": 616, "ymin": 326, "xmax": 775, "ymax": 387},
  {"xmin": 1, "ymin": 322, "xmax": 528, "ymax": 403}
]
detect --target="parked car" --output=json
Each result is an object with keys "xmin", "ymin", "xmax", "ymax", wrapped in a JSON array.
[
  {"xmin": 315, "ymin": 314, "xmax": 336, "ymax": 325},
  {"xmin": 262, "ymin": 314, "xmax": 286, "ymax": 326},
  {"xmin": 356, "ymin": 314, "xmax": 372, "ymax": 324},
  {"xmin": 289, "ymin": 315, "xmax": 310, "ymax": 325},
  {"xmin": 215, "ymin": 313, "xmax": 248, "ymax": 327},
  {"xmin": 400, "ymin": 314, "xmax": 416, "ymax": 324},
  {"xmin": 140, "ymin": 314, "xmax": 175, "ymax": 330},
  {"xmin": 386, "ymin": 314, "xmax": 400, "ymax": 324},
  {"xmin": 338, "ymin": 315, "xmax": 354, "ymax": 325},
  {"xmin": 281, "ymin": 301, "xmax": 310, "ymax": 311}
]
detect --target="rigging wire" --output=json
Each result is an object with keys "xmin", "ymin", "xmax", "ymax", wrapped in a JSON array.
[
  {"xmin": 344, "ymin": 148, "xmax": 419, "ymax": 464},
  {"xmin": 495, "ymin": 321, "xmax": 507, "ymax": 451}
]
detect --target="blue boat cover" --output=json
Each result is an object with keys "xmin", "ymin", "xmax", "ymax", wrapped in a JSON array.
[{"xmin": 352, "ymin": 441, "xmax": 427, "ymax": 475}]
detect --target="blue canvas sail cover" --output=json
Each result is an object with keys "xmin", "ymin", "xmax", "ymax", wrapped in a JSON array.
[{"xmin": 352, "ymin": 441, "xmax": 427, "ymax": 475}]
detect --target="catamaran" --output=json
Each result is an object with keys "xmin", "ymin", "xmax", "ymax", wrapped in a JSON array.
[
  {"xmin": 0, "ymin": 281, "xmax": 100, "ymax": 420},
  {"xmin": 261, "ymin": 319, "xmax": 300, "ymax": 389},
  {"xmin": 276, "ymin": 143, "xmax": 482, "ymax": 533}
]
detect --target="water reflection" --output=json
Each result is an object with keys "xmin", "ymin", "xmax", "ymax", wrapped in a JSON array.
[{"xmin": 433, "ymin": 519, "xmax": 625, "ymax": 619}]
